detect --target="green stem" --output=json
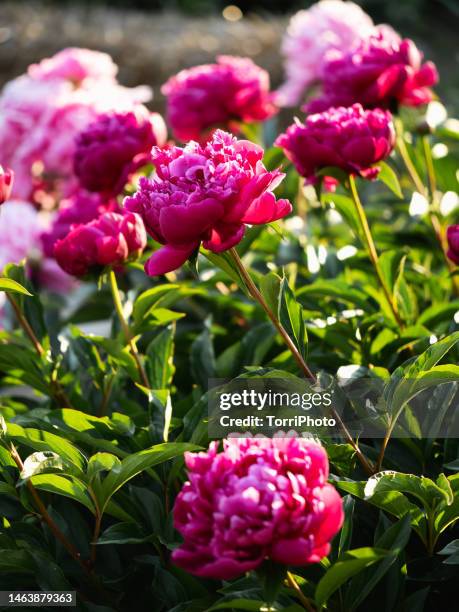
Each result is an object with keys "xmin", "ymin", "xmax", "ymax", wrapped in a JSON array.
[
  {"xmin": 6, "ymin": 293, "xmax": 72, "ymax": 407},
  {"xmin": 422, "ymin": 135, "xmax": 437, "ymax": 202},
  {"xmin": 108, "ymin": 269, "xmax": 150, "ymax": 389},
  {"xmin": 348, "ymin": 175, "xmax": 403, "ymax": 328},
  {"xmin": 228, "ymin": 248, "xmax": 374, "ymax": 476},
  {"xmin": 286, "ymin": 571, "xmax": 316, "ymax": 611}
]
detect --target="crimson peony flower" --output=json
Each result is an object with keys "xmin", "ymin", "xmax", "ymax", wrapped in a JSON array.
[
  {"xmin": 162, "ymin": 56, "xmax": 277, "ymax": 142},
  {"xmin": 0, "ymin": 166, "xmax": 14, "ymax": 204},
  {"xmin": 306, "ymin": 30, "xmax": 438, "ymax": 113},
  {"xmin": 277, "ymin": 0, "xmax": 376, "ymax": 106},
  {"xmin": 276, "ymin": 104, "xmax": 395, "ymax": 183},
  {"xmin": 74, "ymin": 109, "xmax": 167, "ymax": 196},
  {"xmin": 54, "ymin": 211, "xmax": 146, "ymax": 277},
  {"xmin": 124, "ymin": 130, "xmax": 291, "ymax": 276},
  {"xmin": 41, "ymin": 190, "xmax": 118, "ymax": 257},
  {"xmin": 447, "ymin": 226, "xmax": 459, "ymax": 265},
  {"xmin": 172, "ymin": 437, "xmax": 343, "ymax": 580}
]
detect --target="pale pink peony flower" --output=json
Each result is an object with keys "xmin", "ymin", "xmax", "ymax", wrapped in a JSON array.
[
  {"xmin": 28, "ymin": 47, "xmax": 118, "ymax": 84},
  {"xmin": 0, "ymin": 200, "xmax": 75, "ymax": 292},
  {"xmin": 172, "ymin": 437, "xmax": 343, "ymax": 579},
  {"xmin": 162, "ymin": 55, "xmax": 276, "ymax": 142},
  {"xmin": 124, "ymin": 130, "xmax": 291, "ymax": 276},
  {"xmin": 0, "ymin": 48, "xmax": 152, "ymax": 201},
  {"xmin": 277, "ymin": 0, "xmax": 376, "ymax": 106}
]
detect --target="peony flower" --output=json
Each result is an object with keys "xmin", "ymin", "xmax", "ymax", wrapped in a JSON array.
[
  {"xmin": 124, "ymin": 130, "xmax": 291, "ymax": 276},
  {"xmin": 276, "ymin": 104, "xmax": 395, "ymax": 183},
  {"xmin": 277, "ymin": 0, "xmax": 376, "ymax": 106},
  {"xmin": 447, "ymin": 226, "xmax": 459, "ymax": 265},
  {"xmin": 162, "ymin": 56, "xmax": 276, "ymax": 142},
  {"xmin": 172, "ymin": 437, "xmax": 343, "ymax": 579},
  {"xmin": 0, "ymin": 166, "xmax": 14, "ymax": 204},
  {"xmin": 306, "ymin": 30, "xmax": 438, "ymax": 113},
  {"xmin": 54, "ymin": 211, "xmax": 147, "ymax": 277},
  {"xmin": 0, "ymin": 48, "xmax": 152, "ymax": 201},
  {"xmin": 41, "ymin": 190, "xmax": 119, "ymax": 257},
  {"xmin": 0, "ymin": 199, "xmax": 75, "ymax": 292},
  {"xmin": 27, "ymin": 47, "xmax": 118, "ymax": 84},
  {"xmin": 74, "ymin": 108, "xmax": 167, "ymax": 196}
]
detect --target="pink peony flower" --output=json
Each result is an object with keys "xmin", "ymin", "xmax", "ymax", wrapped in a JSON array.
[
  {"xmin": 172, "ymin": 437, "xmax": 343, "ymax": 579},
  {"xmin": 0, "ymin": 166, "xmax": 14, "ymax": 204},
  {"xmin": 124, "ymin": 130, "xmax": 291, "ymax": 276},
  {"xmin": 0, "ymin": 48, "xmax": 152, "ymax": 201},
  {"xmin": 306, "ymin": 31, "xmax": 438, "ymax": 113},
  {"xmin": 27, "ymin": 47, "xmax": 118, "ymax": 85},
  {"xmin": 276, "ymin": 104, "xmax": 395, "ymax": 182},
  {"xmin": 447, "ymin": 226, "xmax": 459, "ymax": 265},
  {"xmin": 54, "ymin": 211, "xmax": 147, "ymax": 277},
  {"xmin": 162, "ymin": 55, "xmax": 276, "ymax": 142},
  {"xmin": 74, "ymin": 108, "xmax": 167, "ymax": 196},
  {"xmin": 41, "ymin": 190, "xmax": 119, "ymax": 257},
  {"xmin": 277, "ymin": 0, "xmax": 376, "ymax": 106},
  {"xmin": 0, "ymin": 199, "xmax": 75, "ymax": 292}
]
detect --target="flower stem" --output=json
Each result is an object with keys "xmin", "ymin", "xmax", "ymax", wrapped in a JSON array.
[
  {"xmin": 348, "ymin": 175, "xmax": 403, "ymax": 328},
  {"xmin": 9, "ymin": 443, "xmax": 89, "ymax": 572},
  {"xmin": 286, "ymin": 571, "xmax": 316, "ymax": 612},
  {"xmin": 397, "ymin": 133, "xmax": 459, "ymax": 295},
  {"xmin": 6, "ymin": 293, "xmax": 72, "ymax": 407},
  {"xmin": 228, "ymin": 248, "xmax": 374, "ymax": 476},
  {"xmin": 108, "ymin": 269, "xmax": 150, "ymax": 389}
]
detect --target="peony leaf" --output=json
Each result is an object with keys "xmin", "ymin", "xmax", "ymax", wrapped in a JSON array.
[
  {"xmin": 0, "ymin": 277, "xmax": 33, "ymax": 296},
  {"xmin": 377, "ymin": 162, "xmax": 403, "ymax": 198}
]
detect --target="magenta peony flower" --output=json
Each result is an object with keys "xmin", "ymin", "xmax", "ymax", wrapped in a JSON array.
[
  {"xmin": 447, "ymin": 226, "xmax": 459, "ymax": 265},
  {"xmin": 0, "ymin": 166, "xmax": 14, "ymax": 204},
  {"xmin": 41, "ymin": 190, "xmax": 119, "ymax": 257},
  {"xmin": 276, "ymin": 104, "xmax": 395, "ymax": 182},
  {"xmin": 27, "ymin": 47, "xmax": 118, "ymax": 85},
  {"xmin": 74, "ymin": 108, "xmax": 167, "ymax": 196},
  {"xmin": 162, "ymin": 56, "xmax": 276, "ymax": 142},
  {"xmin": 124, "ymin": 130, "xmax": 291, "ymax": 276},
  {"xmin": 172, "ymin": 437, "xmax": 343, "ymax": 579},
  {"xmin": 0, "ymin": 48, "xmax": 152, "ymax": 201},
  {"xmin": 277, "ymin": 0, "xmax": 376, "ymax": 106},
  {"xmin": 54, "ymin": 211, "xmax": 147, "ymax": 277},
  {"xmin": 306, "ymin": 31, "xmax": 438, "ymax": 113}
]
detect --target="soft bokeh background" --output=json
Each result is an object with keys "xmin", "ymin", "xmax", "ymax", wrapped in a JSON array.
[{"xmin": 0, "ymin": 0, "xmax": 458, "ymax": 116}]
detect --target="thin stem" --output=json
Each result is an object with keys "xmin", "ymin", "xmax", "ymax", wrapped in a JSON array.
[
  {"xmin": 6, "ymin": 294, "xmax": 44, "ymax": 356},
  {"xmin": 108, "ymin": 269, "xmax": 150, "ymax": 389},
  {"xmin": 228, "ymin": 248, "xmax": 374, "ymax": 476},
  {"xmin": 6, "ymin": 294, "xmax": 72, "ymax": 407},
  {"xmin": 286, "ymin": 571, "xmax": 316, "ymax": 612},
  {"xmin": 396, "ymin": 136, "xmax": 425, "ymax": 195},
  {"xmin": 422, "ymin": 135, "xmax": 437, "ymax": 202},
  {"xmin": 9, "ymin": 443, "xmax": 89, "ymax": 571},
  {"xmin": 229, "ymin": 248, "xmax": 315, "ymax": 381},
  {"xmin": 348, "ymin": 175, "xmax": 403, "ymax": 328}
]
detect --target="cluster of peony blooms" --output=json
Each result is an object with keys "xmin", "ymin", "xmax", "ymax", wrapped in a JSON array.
[{"xmin": 172, "ymin": 436, "xmax": 344, "ymax": 579}]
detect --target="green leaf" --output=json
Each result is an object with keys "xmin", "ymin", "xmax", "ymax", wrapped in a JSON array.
[
  {"xmin": 0, "ymin": 549, "xmax": 34, "ymax": 573},
  {"xmin": 191, "ymin": 323, "xmax": 216, "ymax": 389},
  {"xmin": 0, "ymin": 278, "xmax": 33, "ymax": 296},
  {"xmin": 28, "ymin": 474, "xmax": 96, "ymax": 514},
  {"xmin": 98, "ymin": 443, "xmax": 200, "ymax": 514},
  {"xmin": 364, "ymin": 471, "xmax": 451, "ymax": 509},
  {"xmin": 377, "ymin": 162, "xmax": 403, "ymax": 198},
  {"xmin": 260, "ymin": 272, "xmax": 282, "ymax": 315},
  {"xmin": 345, "ymin": 516, "xmax": 411, "ymax": 610},
  {"xmin": 394, "ymin": 256, "xmax": 418, "ymax": 324},
  {"xmin": 87, "ymin": 453, "xmax": 121, "ymax": 482},
  {"xmin": 206, "ymin": 600, "xmax": 270, "ymax": 611},
  {"xmin": 19, "ymin": 451, "xmax": 68, "ymax": 482},
  {"xmin": 321, "ymin": 193, "xmax": 365, "ymax": 242},
  {"xmin": 379, "ymin": 250, "xmax": 406, "ymax": 295},
  {"xmin": 146, "ymin": 324, "xmax": 176, "ymax": 389},
  {"xmin": 278, "ymin": 277, "xmax": 307, "ymax": 360},
  {"xmin": 315, "ymin": 547, "xmax": 389, "ymax": 610},
  {"xmin": 97, "ymin": 522, "xmax": 148, "ymax": 545}
]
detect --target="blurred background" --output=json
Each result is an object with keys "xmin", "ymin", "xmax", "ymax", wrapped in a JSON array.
[{"xmin": 0, "ymin": 0, "xmax": 458, "ymax": 115}]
